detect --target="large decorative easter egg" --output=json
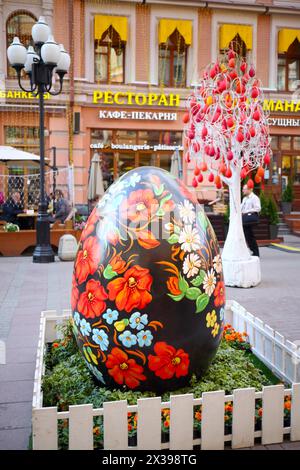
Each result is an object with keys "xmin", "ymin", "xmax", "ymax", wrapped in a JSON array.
[{"xmin": 71, "ymin": 167, "xmax": 225, "ymax": 392}]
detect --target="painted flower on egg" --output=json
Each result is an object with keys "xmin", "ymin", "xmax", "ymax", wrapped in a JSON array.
[{"xmin": 72, "ymin": 167, "xmax": 225, "ymax": 392}]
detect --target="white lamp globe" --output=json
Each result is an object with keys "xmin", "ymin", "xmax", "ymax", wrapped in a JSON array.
[
  {"xmin": 7, "ymin": 37, "xmax": 27, "ymax": 66},
  {"xmin": 32, "ymin": 16, "xmax": 50, "ymax": 44},
  {"xmin": 56, "ymin": 44, "xmax": 71, "ymax": 73},
  {"xmin": 41, "ymin": 35, "xmax": 60, "ymax": 65},
  {"xmin": 24, "ymin": 46, "xmax": 39, "ymax": 73}
]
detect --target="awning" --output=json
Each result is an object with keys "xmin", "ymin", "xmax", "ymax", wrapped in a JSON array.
[
  {"xmin": 159, "ymin": 19, "xmax": 192, "ymax": 45},
  {"xmin": 94, "ymin": 15, "xmax": 128, "ymax": 42},
  {"xmin": 0, "ymin": 146, "xmax": 40, "ymax": 162},
  {"xmin": 219, "ymin": 24, "xmax": 253, "ymax": 50},
  {"xmin": 278, "ymin": 28, "xmax": 300, "ymax": 53}
]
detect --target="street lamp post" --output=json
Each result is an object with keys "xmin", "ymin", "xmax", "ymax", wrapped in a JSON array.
[{"xmin": 7, "ymin": 17, "xmax": 70, "ymax": 263}]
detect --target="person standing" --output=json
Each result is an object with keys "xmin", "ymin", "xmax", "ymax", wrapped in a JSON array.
[{"xmin": 241, "ymin": 184, "xmax": 261, "ymax": 257}]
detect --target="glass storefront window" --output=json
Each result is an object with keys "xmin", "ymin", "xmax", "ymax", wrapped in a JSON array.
[
  {"xmin": 139, "ymin": 153, "xmax": 157, "ymax": 167},
  {"xmin": 101, "ymin": 152, "xmax": 114, "ymax": 189},
  {"xmin": 115, "ymin": 130, "xmax": 137, "ymax": 145},
  {"xmin": 271, "ymin": 152, "xmax": 279, "ymax": 184},
  {"xmin": 295, "ymin": 156, "xmax": 300, "ymax": 184},
  {"xmin": 282, "ymin": 155, "xmax": 291, "ymax": 171},
  {"xmin": 281, "ymin": 136, "xmax": 291, "ymax": 150},
  {"xmin": 294, "ymin": 137, "xmax": 300, "ymax": 151},
  {"xmin": 90, "ymin": 129, "xmax": 112, "ymax": 148},
  {"xmin": 159, "ymin": 154, "xmax": 173, "ymax": 172},
  {"xmin": 138, "ymin": 131, "xmax": 160, "ymax": 146},
  {"xmin": 271, "ymin": 135, "xmax": 279, "ymax": 150},
  {"xmin": 118, "ymin": 153, "xmax": 136, "ymax": 176}
]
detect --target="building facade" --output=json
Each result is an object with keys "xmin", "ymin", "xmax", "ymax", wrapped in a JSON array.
[{"xmin": 1, "ymin": 0, "xmax": 300, "ymax": 207}]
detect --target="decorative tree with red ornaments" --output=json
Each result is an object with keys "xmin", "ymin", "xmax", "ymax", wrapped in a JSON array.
[{"xmin": 183, "ymin": 49, "xmax": 272, "ymax": 287}]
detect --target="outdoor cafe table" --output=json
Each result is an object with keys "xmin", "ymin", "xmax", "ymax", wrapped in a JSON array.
[{"xmin": 17, "ymin": 212, "xmax": 38, "ymax": 228}]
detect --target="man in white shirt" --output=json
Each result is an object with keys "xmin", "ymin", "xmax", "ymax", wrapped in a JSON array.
[{"xmin": 241, "ymin": 184, "xmax": 261, "ymax": 257}]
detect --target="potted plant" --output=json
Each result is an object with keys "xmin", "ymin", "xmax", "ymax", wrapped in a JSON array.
[
  {"xmin": 281, "ymin": 181, "xmax": 293, "ymax": 215},
  {"xmin": 4, "ymin": 223, "xmax": 20, "ymax": 232},
  {"xmin": 268, "ymin": 195, "xmax": 279, "ymax": 239}
]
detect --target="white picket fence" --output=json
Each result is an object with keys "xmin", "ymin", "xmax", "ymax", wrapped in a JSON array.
[
  {"xmin": 32, "ymin": 302, "xmax": 300, "ymax": 450},
  {"xmin": 226, "ymin": 300, "xmax": 300, "ymax": 384}
]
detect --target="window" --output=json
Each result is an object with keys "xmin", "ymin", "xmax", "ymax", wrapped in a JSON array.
[
  {"xmin": 277, "ymin": 38, "xmax": 300, "ymax": 91},
  {"xmin": 95, "ymin": 26, "xmax": 125, "ymax": 83},
  {"xmin": 220, "ymin": 33, "xmax": 247, "ymax": 59},
  {"xmin": 6, "ymin": 11, "xmax": 37, "ymax": 78},
  {"xmin": 90, "ymin": 129, "xmax": 183, "ymax": 186},
  {"xmin": 159, "ymin": 30, "xmax": 188, "ymax": 88},
  {"xmin": 5, "ymin": 126, "xmax": 39, "ymax": 154}
]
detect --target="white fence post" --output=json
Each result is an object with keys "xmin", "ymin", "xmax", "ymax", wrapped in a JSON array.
[
  {"xmin": 201, "ymin": 390, "xmax": 225, "ymax": 450},
  {"xmin": 262, "ymin": 384, "xmax": 284, "ymax": 445},
  {"xmin": 170, "ymin": 394, "xmax": 194, "ymax": 450},
  {"xmin": 232, "ymin": 388, "xmax": 256, "ymax": 449},
  {"xmin": 291, "ymin": 383, "xmax": 300, "ymax": 441},
  {"xmin": 69, "ymin": 404, "xmax": 93, "ymax": 450},
  {"xmin": 137, "ymin": 397, "xmax": 161, "ymax": 450},
  {"xmin": 32, "ymin": 407, "xmax": 58, "ymax": 450},
  {"xmin": 103, "ymin": 400, "xmax": 128, "ymax": 450}
]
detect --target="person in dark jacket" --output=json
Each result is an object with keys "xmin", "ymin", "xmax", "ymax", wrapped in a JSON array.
[
  {"xmin": 53, "ymin": 190, "xmax": 71, "ymax": 223},
  {"xmin": 2, "ymin": 191, "xmax": 24, "ymax": 224}
]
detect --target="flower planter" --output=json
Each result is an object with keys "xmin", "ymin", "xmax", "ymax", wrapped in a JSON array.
[
  {"xmin": 269, "ymin": 224, "xmax": 279, "ymax": 240},
  {"xmin": 32, "ymin": 301, "xmax": 300, "ymax": 450}
]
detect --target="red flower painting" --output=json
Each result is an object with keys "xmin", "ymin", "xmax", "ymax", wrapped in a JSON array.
[
  {"xmin": 120, "ymin": 189, "xmax": 159, "ymax": 224},
  {"xmin": 81, "ymin": 208, "xmax": 100, "ymax": 240},
  {"xmin": 106, "ymin": 347, "xmax": 146, "ymax": 389},
  {"xmin": 71, "ymin": 274, "xmax": 79, "ymax": 311},
  {"xmin": 148, "ymin": 342, "xmax": 190, "ymax": 379},
  {"xmin": 107, "ymin": 265, "xmax": 153, "ymax": 313},
  {"xmin": 75, "ymin": 236, "xmax": 101, "ymax": 284},
  {"xmin": 77, "ymin": 279, "xmax": 108, "ymax": 318},
  {"xmin": 213, "ymin": 281, "xmax": 226, "ymax": 307},
  {"xmin": 166, "ymin": 276, "xmax": 182, "ymax": 296}
]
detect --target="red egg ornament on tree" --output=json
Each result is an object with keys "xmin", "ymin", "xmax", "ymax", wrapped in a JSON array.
[
  {"xmin": 184, "ymin": 49, "xmax": 272, "ymax": 288},
  {"xmin": 247, "ymin": 179, "xmax": 254, "ymax": 189}
]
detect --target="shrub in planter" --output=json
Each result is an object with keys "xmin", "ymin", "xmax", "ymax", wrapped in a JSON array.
[
  {"xmin": 267, "ymin": 195, "xmax": 279, "ymax": 239},
  {"xmin": 260, "ymin": 191, "xmax": 279, "ymax": 239},
  {"xmin": 281, "ymin": 182, "xmax": 293, "ymax": 214},
  {"xmin": 42, "ymin": 321, "xmax": 282, "ymax": 449}
]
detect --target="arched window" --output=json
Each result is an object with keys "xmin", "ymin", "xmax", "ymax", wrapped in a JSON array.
[
  {"xmin": 228, "ymin": 34, "xmax": 247, "ymax": 58},
  {"xmin": 6, "ymin": 11, "xmax": 37, "ymax": 78},
  {"xmin": 159, "ymin": 29, "xmax": 188, "ymax": 88},
  {"xmin": 95, "ymin": 26, "xmax": 125, "ymax": 84},
  {"xmin": 220, "ymin": 33, "xmax": 247, "ymax": 59},
  {"xmin": 277, "ymin": 38, "xmax": 300, "ymax": 91}
]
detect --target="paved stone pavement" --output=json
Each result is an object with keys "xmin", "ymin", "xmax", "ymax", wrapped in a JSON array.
[{"xmin": 0, "ymin": 237, "xmax": 299, "ymax": 450}]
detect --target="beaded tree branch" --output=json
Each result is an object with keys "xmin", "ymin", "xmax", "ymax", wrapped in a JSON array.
[{"xmin": 183, "ymin": 49, "xmax": 273, "ymax": 283}]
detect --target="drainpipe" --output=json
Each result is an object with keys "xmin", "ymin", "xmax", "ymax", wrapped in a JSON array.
[{"xmin": 68, "ymin": 0, "xmax": 75, "ymax": 205}]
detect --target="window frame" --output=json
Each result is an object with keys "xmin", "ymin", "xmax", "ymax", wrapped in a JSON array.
[
  {"xmin": 158, "ymin": 30, "xmax": 188, "ymax": 88},
  {"xmin": 94, "ymin": 26, "xmax": 126, "ymax": 84},
  {"xmin": 277, "ymin": 39, "xmax": 300, "ymax": 92},
  {"xmin": 6, "ymin": 10, "xmax": 37, "ymax": 79}
]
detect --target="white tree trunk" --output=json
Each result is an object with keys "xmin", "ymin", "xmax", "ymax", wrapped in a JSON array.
[
  {"xmin": 222, "ymin": 171, "xmax": 250, "ymax": 262},
  {"xmin": 221, "ymin": 170, "xmax": 261, "ymax": 288}
]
